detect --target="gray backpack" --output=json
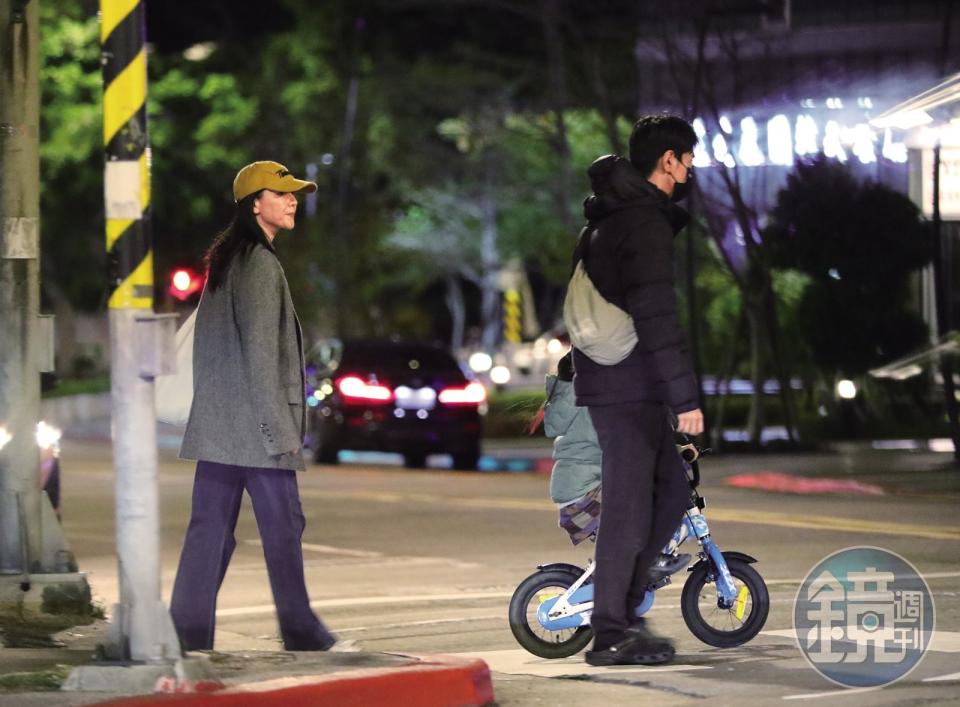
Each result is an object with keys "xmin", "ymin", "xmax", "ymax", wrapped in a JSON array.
[{"xmin": 562, "ymin": 225, "xmax": 637, "ymax": 365}]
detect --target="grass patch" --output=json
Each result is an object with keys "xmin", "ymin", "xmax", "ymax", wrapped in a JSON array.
[
  {"xmin": 0, "ymin": 613, "xmax": 98, "ymax": 649},
  {"xmin": 41, "ymin": 375, "xmax": 110, "ymax": 399},
  {"xmin": 0, "ymin": 665, "xmax": 73, "ymax": 692}
]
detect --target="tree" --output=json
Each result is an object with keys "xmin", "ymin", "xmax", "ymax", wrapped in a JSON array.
[
  {"xmin": 764, "ymin": 156, "xmax": 933, "ymax": 379},
  {"xmin": 645, "ymin": 3, "xmax": 811, "ymax": 447},
  {"xmin": 39, "ymin": 0, "xmax": 103, "ymax": 373}
]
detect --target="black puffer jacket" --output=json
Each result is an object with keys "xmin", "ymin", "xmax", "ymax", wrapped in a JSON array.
[{"xmin": 571, "ymin": 155, "xmax": 698, "ymax": 413}]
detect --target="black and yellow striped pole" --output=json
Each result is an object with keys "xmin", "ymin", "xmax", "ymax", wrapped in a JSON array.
[
  {"xmin": 100, "ymin": 0, "xmax": 179, "ymax": 662},
  {"xmin": 102, "ymin": 0, "xmax": 151, "ymax": 306},
  {"xmin": 502, "ymin": 288, "xmax": 522, "ymax": 344}
]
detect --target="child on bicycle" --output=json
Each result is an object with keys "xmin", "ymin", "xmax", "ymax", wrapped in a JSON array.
[{"xmin": 538, "ymin": 351, "xmax": 690, "ymax": 576}]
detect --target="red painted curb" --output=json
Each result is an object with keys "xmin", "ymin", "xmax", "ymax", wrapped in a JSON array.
[{"xmin": 89, "ymin": 654, "xmax": 493, "ymax": 707}]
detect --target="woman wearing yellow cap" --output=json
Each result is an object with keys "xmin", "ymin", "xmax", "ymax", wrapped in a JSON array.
[{"xmin": 171, "ymin": 161, "xmax": 339, "ymax": 651}]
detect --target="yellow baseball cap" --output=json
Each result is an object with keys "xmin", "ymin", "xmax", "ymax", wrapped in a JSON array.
[{"xmin": 232, "ymin": 160, "xmax": 317, "ymax": 202}]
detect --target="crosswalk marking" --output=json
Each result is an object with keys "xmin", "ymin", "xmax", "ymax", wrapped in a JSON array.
[{"xmin": 446, "ymin": 648, "xmax": 713, "ymax": 678}]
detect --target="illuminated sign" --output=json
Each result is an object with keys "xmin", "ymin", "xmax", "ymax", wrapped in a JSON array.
[
  {"xmin": 695, "ymin": 109, "xmax": 908, "ymax": 168},
  {"xmin": 920, "ymin": 147, "xmax": 960, "ymax": 219}
]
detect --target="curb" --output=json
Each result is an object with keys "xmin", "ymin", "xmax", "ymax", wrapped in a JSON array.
[{"xmin": 87, "ymin": 654, "xmax": 493, "ymax": 707}]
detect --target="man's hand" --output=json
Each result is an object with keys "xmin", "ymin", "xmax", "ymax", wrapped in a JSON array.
[{"xmin": 676, "ymin": 408, "xmax": 703, "ymax": 436}]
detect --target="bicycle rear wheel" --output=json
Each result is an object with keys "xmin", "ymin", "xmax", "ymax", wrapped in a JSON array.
[{"xmin": 508, "ymin": 568, "xmax": 593, "ymax": 659}]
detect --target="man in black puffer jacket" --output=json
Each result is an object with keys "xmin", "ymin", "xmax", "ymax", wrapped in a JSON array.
[{"xmin": 573, "ymin": 116, "xmax": 704, "ymax": 666}]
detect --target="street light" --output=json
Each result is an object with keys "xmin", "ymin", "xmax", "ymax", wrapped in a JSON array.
[
  {"xmin": 836, "ymin": 379, "xmax": 857, "ymax": 400},
  {"xmin": 469, "ymin": 352, "xmax": 493, "ymax": 373}
]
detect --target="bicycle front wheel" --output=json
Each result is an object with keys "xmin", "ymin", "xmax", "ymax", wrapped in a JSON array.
[{"xmin": 681, "ymin": 557, "xmax": 769, "ymax": 648}]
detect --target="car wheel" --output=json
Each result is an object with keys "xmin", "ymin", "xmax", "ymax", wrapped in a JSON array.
[
  {"xmin": 403, "ymin": 452, "xmax": 428, "ymax": 469},
  {"xmin": 313, "ymin": 443, "xmax": 339, "ymax": 465},
  {"xmin": 451, "ymin": 450, "xmax": 480, "ymax": 471}
]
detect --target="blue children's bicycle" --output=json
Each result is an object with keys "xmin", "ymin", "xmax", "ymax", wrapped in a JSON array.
[{"xmin": 509, "ymin": 439, "xmax": 769, "ymax": 658}]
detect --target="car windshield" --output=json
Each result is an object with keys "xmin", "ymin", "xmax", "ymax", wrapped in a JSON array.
[
  {"xmin": 343, "ymin": 344, "xmax": 464, "ymax": 378},
  {"xmin": 309, "ymin": 341, "xmax": 467, "ymax": 381}
]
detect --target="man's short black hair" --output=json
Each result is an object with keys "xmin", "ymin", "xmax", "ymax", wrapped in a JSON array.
[{"xmin": 629, "ymin": 115, "xmax": 698, "ymax": 177}]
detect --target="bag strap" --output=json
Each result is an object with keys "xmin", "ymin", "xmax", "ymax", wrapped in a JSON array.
[{"xmin": 570, "ymin": 220, "xmax": 597, "ymax": 276}]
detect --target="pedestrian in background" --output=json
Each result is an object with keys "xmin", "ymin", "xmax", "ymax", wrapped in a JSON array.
[
  {"xmin": 572, "ymin": 116, "xmax": 703, "ymax": 666},
  {"xmin": 172, "ymin": 161, "xmax": 338, "ymax": 651}
]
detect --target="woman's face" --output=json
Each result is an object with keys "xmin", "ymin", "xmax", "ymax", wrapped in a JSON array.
[{"xmin": 254, "ymin": 189, "xmax": 298, "ymax": 239}]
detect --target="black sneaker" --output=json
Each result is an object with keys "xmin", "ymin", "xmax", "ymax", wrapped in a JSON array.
[
  {"xmin": 648, "ymin": 552, "xmax": 692, "ymax": 582},
  {"xmin": 626, "ymin": 617, "xmax": 675, "ymax": 650},
  {"xmin": 585, "ymin": 627, "xmax": 675, "ymax": 666}
]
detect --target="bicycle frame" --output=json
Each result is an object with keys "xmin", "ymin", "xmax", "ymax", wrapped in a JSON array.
[{"xmin": 537, "ymin": 499, "xmax": 739, "ymax": 631}]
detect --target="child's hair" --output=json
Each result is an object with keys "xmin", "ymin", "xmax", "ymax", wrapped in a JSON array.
[{"xmin": 528, "ymin": 350, "xmax": 574, "ymax": 434}]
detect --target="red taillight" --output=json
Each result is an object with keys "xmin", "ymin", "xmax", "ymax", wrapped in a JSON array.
[
  {"xmin": 336, "ymin": 375, "xmax": 394, "ymax": 404},
  {"xmin": 438, "ymin": 381, "xmax": 487, "ymax": 405},
  {"xmin": 169, "ymin": 267, "xmax": 204, "ymax": 301}
]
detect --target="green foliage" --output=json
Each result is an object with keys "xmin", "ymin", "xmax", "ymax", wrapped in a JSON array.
[
  {"xmin": 148, "ymin": 58, "xmax": 260, "ymax": 273},
  {"xmin": 0, "ymin": 611, "xmax": 98, "ymax": 649},
  {"xmin": 35, "ymin": 0, "xmax": 927, "ymax": 419},
  {"xmin": 39, "ymin": 0, "xmax": 104, "ymax": 311},
  {"xmin": 0, "ymin": 666, "xmax": 73, "ymax": 691}
]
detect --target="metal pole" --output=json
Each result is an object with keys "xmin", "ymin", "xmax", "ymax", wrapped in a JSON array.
[
  {"xmin": 931, "ymin": 142, "xmax": 960, "ymax": 462},
  {"xmin": 0, "ymin": 0, "xmax": 43, "ymax": 577},
  {"xmin": 99, "ymin": 0, "xmax": 178, "ymax": 661}
]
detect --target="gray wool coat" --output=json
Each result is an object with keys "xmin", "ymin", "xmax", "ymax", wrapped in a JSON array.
[{"xmin": 180, "ymin": 243, "xmax": 306, "ymax": 471}]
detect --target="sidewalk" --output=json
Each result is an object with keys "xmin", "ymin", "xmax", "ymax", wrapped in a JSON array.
[{"xmin": 0, "ymin": 621, "xmax": 493, "ymax": 706}]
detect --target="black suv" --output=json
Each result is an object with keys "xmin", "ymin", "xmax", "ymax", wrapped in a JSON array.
[{"xmin": 305, "ymin": 339, "xmax": 485, "ymax": 469}]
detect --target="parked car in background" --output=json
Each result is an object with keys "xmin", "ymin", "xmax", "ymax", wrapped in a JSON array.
[{"xmin": 305, "ymin": 339, "xmax": 485, "ymax": 469}]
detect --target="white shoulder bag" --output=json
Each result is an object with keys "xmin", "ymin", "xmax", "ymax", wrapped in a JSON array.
[
  {"xmin": 562, "ymin": 224, "xmax": 638, "ymax": 366},
  {"xmin": 155, "ymin": 309, "xmax": 197, "ymax": 426}
]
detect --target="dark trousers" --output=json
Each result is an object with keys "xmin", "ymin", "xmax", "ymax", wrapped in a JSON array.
[
  {"xmin": 170, "ymin": 460, "xmax": 335, "ymax": 651},
  {"xmin": 588, "ymin": 402, "xmax": 689, "ymax": 649}
]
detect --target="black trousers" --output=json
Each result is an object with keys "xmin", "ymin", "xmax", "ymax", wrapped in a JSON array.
[{"xmin": 587, "ymin": 401, "xmax": 689, "ymax": 648}]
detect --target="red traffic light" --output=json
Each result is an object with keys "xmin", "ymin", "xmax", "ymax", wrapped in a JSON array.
[{"xmin": 169, "ymin": 267, "xmax": 204, "ymax": 301}]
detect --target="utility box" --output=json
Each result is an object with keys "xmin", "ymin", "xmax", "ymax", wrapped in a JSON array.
[{"xmin": 135, "ymin": 313, "xmax": 178, "ymax": 378}]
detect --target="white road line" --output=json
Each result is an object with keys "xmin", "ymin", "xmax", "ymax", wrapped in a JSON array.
[
  {"xmin": 762, "ymin": 571, "xmax": 960, "ymax": 586},
  {"xmin": 763, "ymin": 629, "xmax": 960, "ymax": 653},
  {"xmin": 923, "ymin": 671, "xmax": 960, "ymax": 682},
  {"xmin": 299, "ymin": 488, "xmax": 960, "ymax": 540},
  {"xmin": 447, "ymin": 648, "xmax": 712, "ymax": 678},
  {"xmin": 242, "ymin": 539, "xmax": 480, "ymax": 568},
  {"xmin": 337, "ymin": 614, "xmax": 504, "ymax": 634},
  {"xmin": 216, "ymin": 591, "xmax": 513, "ymax": 618},
  {"xmin": 217, "ymin": 574, "xmax": 958, "ymax": 620},
  {"xmin": 782, "ymin": 687, "xmax": 880, "ymax": 700},
  {"xmin": 243, "ymin": 539, "xmax": 382, "ymax": 558}
]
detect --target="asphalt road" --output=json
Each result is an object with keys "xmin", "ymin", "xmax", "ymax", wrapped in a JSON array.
[{"xmin": 56, "ymin": 440, "xmax": 960, "ymax": 706}]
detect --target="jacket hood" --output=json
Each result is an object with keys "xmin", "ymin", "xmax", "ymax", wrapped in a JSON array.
[{"xmin": 582, "ymin": 154, "xmax": 689, "ymax": 234}]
